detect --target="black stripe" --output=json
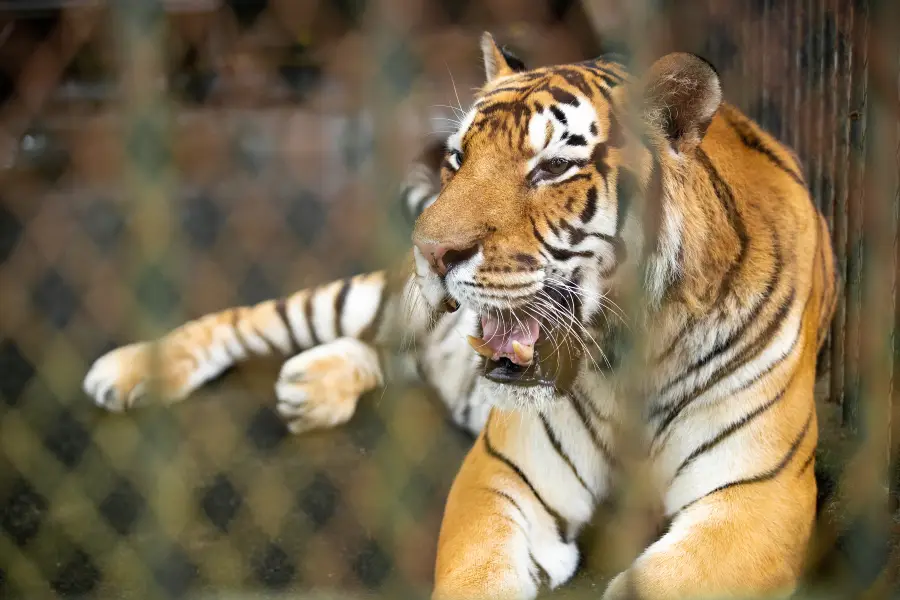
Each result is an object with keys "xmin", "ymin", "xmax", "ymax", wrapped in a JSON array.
[
  {"xmin": 333, "ymin": 279, "xmax": 350, "ymax": 338},
  {"xmin": 545, "ymin": 217, "xmax": 561, "ymax": 237},
  {"xmin": 220, "ymin": 311, "xmax": 239, "ymax": 360},
  {"xmin": 540, "ymin": 414, "xmax": 596, "ymax": 499},
  {"xmin": 591, "ymin": 143, "xmax": 610, "ymax": 180},
  {"xmin": 695, "ymin": 149, "xmax": 749, "ymax": 303},
  {"xmin": 566, "ymin": 391, "xmax": 617, "ymax": 468},
  {"xmin": 529, "ymin": 551, "xmax": 552, "ymax": 589},
  {"xmin": 487, "ymin": 488, "xmax": 532, "ymax": 541},
  {"xmin": 678, "ymin": 409, "xmax": 813, "ymax": 513},
  {"xmin": 479, "ymin": 84, "xmax": 540, "ymax": 99},
  {"xmin": 360, "ymin": 276, "xmax": 392, "ymax": 343},
  {"xmin": 580, "ymin": 62, "xmax": 626, "ymax": 84},
  {"xmin": 553, "ymin": 172, "xmax": 593, "ymax": 185},
  {"xmin": 549, "ymin": 105, "xmax": 567, "ymax": 125},
  {"xmin": 303, "ymin": 290, "xmax": 321, "ymax": 346},
  {"xmin": 671, "ymin": 370, "xmax": 798, "ymax": 481},
  {"xmin": 488, "ymin": 487, "xmax": 528, "ymax": 522},
  {"xmin": 653, "ymin": 288, "xmax": 797, "ymax": 441},
  {"xmin": 275, "ymin": 297, "xmax": 298, "ymax": 353},
  {"xmin": 249, "ymin": 320, "xmax": 275, "ymax": 353},
  {"xmin": 531, "ymin": 217, "xmax": 594, "ymax": 261},
  {"xmin": 526, "ymin": 560, "xmax": 540, "ymax": 588},
  {"xmin": 566, "ymin": 134, "xmax": 587, "ymax": 147},
  {"xmin": 723, "ymin": 109, "xmax": 806, "ymax": 187},
  {"xmin": 549, "ymin": 86, "xmax": 578, "ymax": 106},
  {"xmin": 654, "ymin": 224, "xmax": 784, "ymax": 403},
  {"xmin": 653, "ymin": 288, "xmax": 808, "ymax": 449},
  {"xmin": 564, "ymin": 222, "xmax": 588, "ymax": 246},
  {"xmin": 229, "ymin": 310, "xmax": 249, "ymax": 355},
  {"xmin": 555, "ymin": 68, "xmax": 596, "ymax": 97},
  {"xmin": 797, "ymin": 449, "xmax": 815, "ymax": 477},
  {"xmin": 483, "ymin": 419, "xmax": 568, "ymax": 541},
  {"xmin": 580, "ymin": 187, "xmax": 597, "ymax": 223},
  {"xmin": 655, "ymin": 316, "xmax": 694, "ymax": 365},
  {"xmin": 590, "ymin": 81, "xmax": 613, "ymax": 105}
]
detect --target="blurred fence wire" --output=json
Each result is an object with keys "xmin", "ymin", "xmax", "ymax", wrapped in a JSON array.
[{"xmin": 0, "ymin": 0, "xmax": 897, "ymax": 598}]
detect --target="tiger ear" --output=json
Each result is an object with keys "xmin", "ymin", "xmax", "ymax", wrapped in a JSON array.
[
  {"xmin": 640, "ymin": 53, "xmax": 722, "ymax": 153},
  {"xmin": 480, "ymin": 32, "xmax": 527, "ymax": 82}
]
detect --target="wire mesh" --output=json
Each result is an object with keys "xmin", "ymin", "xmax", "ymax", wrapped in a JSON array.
[{"xmin": 0, "ymin": 1, "xmax": 897, "ymax": 599}]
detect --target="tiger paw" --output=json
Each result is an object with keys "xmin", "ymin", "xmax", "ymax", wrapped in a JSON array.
[
  {"xmin": 83, "ymin": 342, "xmax": 197, "ymax": 412},
  {"xmin": 274, "ymin": 339, "xmax": 382, "ymax": 435}
]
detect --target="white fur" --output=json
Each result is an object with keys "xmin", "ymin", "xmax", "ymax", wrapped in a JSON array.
[
  {"xmin": 285, "ymin": 291, "xmax": 316, "ymax": 348},
  {"xmin": 340, "ymin": 276, "xmax": 384, "ymax": 337},
  {"xmin": 525, "ymin": 96, "xmax": 599, "ymax": 183}
]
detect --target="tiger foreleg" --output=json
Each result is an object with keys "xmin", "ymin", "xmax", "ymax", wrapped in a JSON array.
[
  {"xmin": 602, "ymin": 468, "xmax": 815, "ymax": 600},
  {"xmin": 433, "ymin": 408, "xmax": 599, "ymax": 600},
  {"xmin": 275, "ymin": 338, "xmax": 419, "ymax": 434},
  {"xmin": 84, "ymin": 270, "xmax": 412, "ymax": 414}
]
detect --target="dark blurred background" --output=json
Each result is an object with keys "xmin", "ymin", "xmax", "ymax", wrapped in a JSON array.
[{"xmin": 0, "ymin": 1, "xmax": 897, "ymax": 598}]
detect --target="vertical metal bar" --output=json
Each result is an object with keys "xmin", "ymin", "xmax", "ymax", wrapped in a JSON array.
[
  {"xmin": 814, "ymin": 0, "xmax": 825, "ymax": 212},
  {"xmin": 594, "ymin": 0, "xmax": 664, "ymax": 581},
  {"xmin": 793, "ymin": 0, "xmax": 803, "ymax": 152},
  {"xmin": 850, "ymin": 0, "xmax": 896, "ymax": 591},
  {"xmin": 887, "ymin": 16, "xmax": 900, "ymax": 542},
  {"xmin": 843, "ymin": 0, "xmax": 869, "ymax": 430},
  {"xmin": 800, "ymin": 0, "xmax": 811, "ymax": 181},
  {"xmin": 819, "ymin": 0, "xmax": 839, "ymax": 232},
  {"xmin": 781, "ymin": 1, "xmax": 792, "ymax": 143},
  {"xmin": 831, "ymin": 0, "xmax": 855, "ymax": 409},
  {"xmin": 365, "ymin": 0, "xmax": 430, "ymax": 596},
  {"xmin": 762, "ymin": 0, "xmax": 770, "ymax": 130},
  {"xmin": 740, "ymin": 0, "xmax": 750, "ymax": 109},
  {"xmin": 113, "ymin": 1, "xmax": 179, "ymax": 598}
]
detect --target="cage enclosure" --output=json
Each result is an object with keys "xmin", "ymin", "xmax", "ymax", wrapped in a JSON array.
[{"xmin": 0, "ymin": 1, "xmax": 897, "ymax": 599}]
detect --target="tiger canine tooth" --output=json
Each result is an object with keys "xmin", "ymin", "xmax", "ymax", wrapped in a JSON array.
[
  {"xmin": 512, "ymin": 341, "xmax": 534, "ymax": 365},
  {"xmin": 467, "ymin": 336, "xmax": 494, "ymax": 358}
]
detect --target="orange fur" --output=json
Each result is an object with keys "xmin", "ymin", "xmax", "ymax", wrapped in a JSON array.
[{"xmin": 420, "ymin": 37, "xmax": 835, "ymax": 600}]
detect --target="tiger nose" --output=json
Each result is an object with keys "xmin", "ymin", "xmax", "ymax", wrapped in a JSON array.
[{"xmin": 414, "ymin": 241, "xmax": 480, "ymax": 276}]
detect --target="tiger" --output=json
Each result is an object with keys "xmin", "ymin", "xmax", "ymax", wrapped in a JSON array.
[{"xmin": 84, "ymin": 32, "xmax": 837, "ymax": 600}]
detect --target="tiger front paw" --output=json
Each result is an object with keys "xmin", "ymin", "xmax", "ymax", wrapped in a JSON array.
[
  {"xmin": 83, "ymin": 342, "xmax": 198, "ymax": 412},
  {"xmin": 274, "ymin": 339, "xmax": 382, "ymax": 435}
]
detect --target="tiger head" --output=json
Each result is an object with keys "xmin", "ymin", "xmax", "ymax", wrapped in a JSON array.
[{"xmin": 411, "ymin": 33, "xmax": 722, "ymax": 403}]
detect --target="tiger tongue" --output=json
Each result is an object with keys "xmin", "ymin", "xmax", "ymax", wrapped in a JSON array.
[{"xmin": 479, "ymin": 314, "xmax": 541, "ymax": 366}]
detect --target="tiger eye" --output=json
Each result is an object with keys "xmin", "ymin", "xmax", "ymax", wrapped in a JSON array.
[{"xmin": 544, "ymin": 158, "xmax": 571, "ymax": 176}]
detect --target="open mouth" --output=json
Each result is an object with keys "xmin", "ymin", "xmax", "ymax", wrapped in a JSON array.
[{"xmin": 466, "ymin": 312, "xmax": 559, "ymax": 387}]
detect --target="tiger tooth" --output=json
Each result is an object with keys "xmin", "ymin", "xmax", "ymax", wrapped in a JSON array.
[
  {"xmin": 467, "ymin": 335, "xmax": 494, "ymax": 358},
  {"xmin": 512, "ymin": 341, "xmax": 534, "ymax": 365}
]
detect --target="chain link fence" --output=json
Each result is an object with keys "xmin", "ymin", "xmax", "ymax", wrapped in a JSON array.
[{"xmin": 0, "ymin": 1, "xmax": 897, "ymax": 598}]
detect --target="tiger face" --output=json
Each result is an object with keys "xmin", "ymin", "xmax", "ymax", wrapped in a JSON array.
[{"xmin": 412, "ymin": 35, "xmax": 670, "ymax": 397}]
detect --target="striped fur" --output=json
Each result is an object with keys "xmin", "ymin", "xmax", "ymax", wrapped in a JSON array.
[{"xmin": 85, "ymin": 34, "xmax": 837, "ymax": 600}]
